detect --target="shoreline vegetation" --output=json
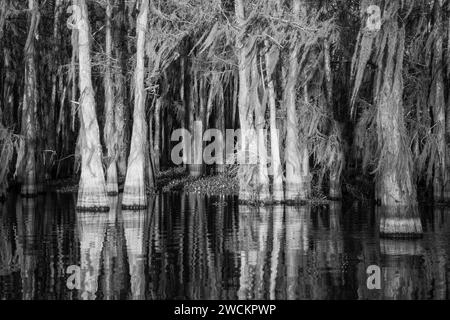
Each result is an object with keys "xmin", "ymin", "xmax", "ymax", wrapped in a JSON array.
[{"xmin": 14, "ymin": 166, "xmax": 371, "ymax": 207}]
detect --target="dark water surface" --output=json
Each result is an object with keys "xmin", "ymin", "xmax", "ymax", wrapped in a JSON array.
[{"xmin": 0, "ymin": 192, "xmax": 449, "ymax": 300}]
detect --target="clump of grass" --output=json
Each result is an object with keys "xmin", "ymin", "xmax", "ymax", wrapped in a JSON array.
[
  {"xmin": 157, "ymin": 166, "xmax": 239, "ymax": 196},
  {"xmin": 182, "ymin": 173, "xmax": 239, "ymax": 196}
]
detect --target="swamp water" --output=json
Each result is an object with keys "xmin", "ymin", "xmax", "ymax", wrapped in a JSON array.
[{"xmin": 0, "ymin": 192, "xmax": 449, "ymax": 300}]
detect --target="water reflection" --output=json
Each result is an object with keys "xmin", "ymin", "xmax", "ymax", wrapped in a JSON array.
[
  {"xmin": 0, "ymin": 199, "xmax": 16, "ymax": 281},
  {"xmin": 0, "ymin": 193, "xmax": 449, "ymax": 299},
  {"xmin": 16, "ymin": 198, "xmax": 41, "ymax": 299},
  {"xmin": 77, "ymin": 209, "xmax": 107, "ymax": 299},
  {"xmin": 380, "ymin": 239, "xmax": 425, "ymax": 300},
  {"xmin": 122, "ymin": 196, "xmax": 153, "ymax": 300}
]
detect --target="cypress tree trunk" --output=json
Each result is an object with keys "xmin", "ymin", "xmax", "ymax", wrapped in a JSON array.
[
  {"xmin": 232, "ymin": 73, "xmax": 239, "ymax": 129},
  {"xmin": 376, "ymin": 2, "xmax": 422, "ymax": 237},
  {"xmin": 0, "ymin": 1, "xmax": 6, "ymax": 42},
  {"xmin": 0, "ymin": 0, "xmax": 7, "ymax": 123},
  {"xmin": 0, "ymin": 0, "xmax": 5, "ymax": 123},
  {"xmin": 114, "ymin": 0, "xmax": 128, "ymax": 178},
  {"xmin": 429, "ymin": 0, "xmax": 447, "ymax": 202},
  {"xmin": 2, "ymin": 50, "xmax": 15, "ymax": 128},
  {"xmin": 284, "ymin": 0, "xmax": 310, "ymax": 203},
  {"xmin": 146, "ymin": 113, "xmax": 156, "ymax": 189},
  {"xmin": 215, "ymin": 85, "xmax": 225, "ymax": 174},
  {"xmin": 154, "ymin": 97, "xmax": 161, "ymax": 173},
  {"xmin": 329, "ymin": 122, "xmax": 344, "ymax": 200},
  {"xmin": 122, "ymin": 0, "xmax": 150, "ymax": 209},
  {"xmin": 180, "ymin": 56, "xmax": 190, "ymax": 169},
  {"xmin": 252, "ymin": 52, "xmax": 270, "ymax": 202},
  {"xmin": 186, "ymin": 68, "xmax": 195, "ymax": 173},
  {"xmin": 47, "ymin": 0, "xmax": 63, "ymax": 181},
  {"xmin": 324, "ymin": 39, "xmax": 343, "ymax": 200},
  {"xmin": 265, "ymin": 42, "xmax": 284, "ymax": 203},
  {"xmin": 446, "ymin": 0, "xmax": 450, "ymax": 202},
  {"xmin": 235, "ymin": 0, "xmax": 258, "ymax": 202},
  {"xmin": 74, "ymin": 0, "xmax": 109, "ymax": 211},
  {"xmin": 189, "ymin": 76, "xmax": 205, "ymax": 178},
  {"xmin": 21, "ymin": 0, "xmax": 39, "ymax": 196},
  {"xmin": 104, "ymin": 0, "xmax": 118, "ymax": 196},
  {"xmin": 114, "ymin": 64, "xmax": 127, "ymax": 178}
]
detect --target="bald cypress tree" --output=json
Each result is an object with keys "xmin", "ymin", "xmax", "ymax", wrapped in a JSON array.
[
  {"xmin": 72, "ymin": 0, "xmax": 109, "ymax": 211},
  {"xmin": 351, "ymin": 0, "xmax": 422, "ymax": 236},
  {"xmin": 20, "ymin": 0, "xmax": 39, "ymax": 196},
  {"xmin": 122, "ymin": 0, "xmax": 150, "ymax": 209},
  {"xmin": 103, "ymin": 0, "xmax": 118, "ymax": 196},
  {"xmin": 235, "ymin": 0, "xmax": 258, "ymax": 202},
  {"xmin": 284, "ymin": 0, "xmax": 311, "ymax": 203}
]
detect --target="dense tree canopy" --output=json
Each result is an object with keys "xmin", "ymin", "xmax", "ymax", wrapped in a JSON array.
[{"xmin": 1, "ymin": 0, "xmax": 450, "ymax": 236}]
